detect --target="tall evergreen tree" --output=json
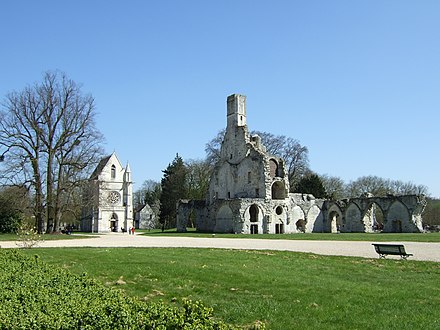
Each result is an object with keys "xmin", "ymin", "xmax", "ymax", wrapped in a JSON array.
[
  {"xmin": 159, "ymin": 154, "xmax": 187, "ymax": 229},
  {"xmin": 293, "ymin": 173, "xmax": 326, "ymax": 198}
]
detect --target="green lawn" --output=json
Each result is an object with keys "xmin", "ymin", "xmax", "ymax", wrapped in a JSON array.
[
  {"xmin": 141, "ymin": 228, "xmax": 440, "ymax": 242},
  {"xmin": 0, "ymin": 232, "xmax": 96, "ymax": 241},
  {"xmin": 24, "ymin": 247, "xmax": 440, "ymax": 330}
]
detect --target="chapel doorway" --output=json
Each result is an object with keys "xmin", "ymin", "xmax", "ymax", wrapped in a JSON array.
[{"xmin": 110, "ymin": 213, "xmax": 118, "ymax": 232}]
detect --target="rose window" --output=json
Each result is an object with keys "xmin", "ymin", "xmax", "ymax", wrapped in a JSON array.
[{"xmin": 107, "ymin": 191, "xmax": 121, "ymax": 205}]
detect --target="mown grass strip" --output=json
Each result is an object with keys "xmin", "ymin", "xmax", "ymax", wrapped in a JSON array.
[
  {"xmin": 25, "ymin": 247, "xmax": 440, "ymax": 330},
  {"xmin": 141, "ymin": 229, "xmax": 440, "ymax": 242}
]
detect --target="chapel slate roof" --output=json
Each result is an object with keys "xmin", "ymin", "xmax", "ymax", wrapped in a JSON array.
[{"xmin": 89, "ymin": 154, "xmax": 112, "ymax": 180}]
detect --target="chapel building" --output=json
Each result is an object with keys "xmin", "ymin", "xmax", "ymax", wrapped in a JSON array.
[{"xmin": 81, "ymin": 152, "xmax": 133, "ymax": 232}]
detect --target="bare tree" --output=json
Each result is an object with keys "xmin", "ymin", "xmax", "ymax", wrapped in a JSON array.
[
  {"xmin": 345, "ymin": 175, "xmax": 428, "ymax": 198},
  {"xmin": 133, "ymin": 179, "xmax": 161, "ymax": 223},
  {"xmin": 204, "ymin": 129, "xmax": 225, "ymax": 166},
  {"xmin": 186, "ymin": 159, "xmax": 212, "ymax": 200},
  {"xmin": 320, "ymin": 174, "xmax": 346, "ymax": 200},
  {"xmin": 0, "ymin": 71, "xmax": 104, "ymax": 233}
]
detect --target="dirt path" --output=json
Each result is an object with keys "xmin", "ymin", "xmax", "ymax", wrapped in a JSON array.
[{"xmin": 2, "ymin": 233, "xmax": 439, "ymax": 262}]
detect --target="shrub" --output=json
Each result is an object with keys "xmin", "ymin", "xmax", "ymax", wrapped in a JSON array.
[
  {"xmin": 15, "ymin": 225, "xmax": 43, "ymax": 248},
  {"xmin": 0, "ymin": 210, "xmax": 22, "ymax": 233},
  {"xmin": 0, "ymin": 249, "xmax": 238, "ymax": 329}
]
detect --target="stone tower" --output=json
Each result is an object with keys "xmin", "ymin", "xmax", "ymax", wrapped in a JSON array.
[{"xmin": 227, "ymin": 94, "xmax": 247, "ymax": 128}]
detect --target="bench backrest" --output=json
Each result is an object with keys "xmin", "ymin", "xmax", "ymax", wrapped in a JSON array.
[{"xmin": 373, "ymin": 244, "xmax": 406, "ymax": 255}]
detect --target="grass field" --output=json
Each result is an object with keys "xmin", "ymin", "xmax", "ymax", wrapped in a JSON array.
[
  {"xmin": 23, "ymin": 247, "xmax": 440, "ymax": 329},
  {"xmin": 0, "ymin": 232, "xmax": 96, "ymax": 241},
  {"xmin": 141, "ymin": 229, "xmax": 440, "ymax": 242}
]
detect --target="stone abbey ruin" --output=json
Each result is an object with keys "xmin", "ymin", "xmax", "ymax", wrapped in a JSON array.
[{"xmin": 177, "ymin": 94, "xmax": 426, "ymax": 234}]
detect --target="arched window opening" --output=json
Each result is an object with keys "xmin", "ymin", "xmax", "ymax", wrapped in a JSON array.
[
  {"xmin": 275, "ymin": 206, "xmax": 283, "ymax": 215},
  {"xmin": 249, "ymin": 204, "xmax": 259, "ymax": 222},
  {"xmin": 269, "ymin": 159, "xmax": 278, "ymax": 179},
  {"xmin": 111, "ymin": 165, "xmax": 116, "ymax": 179},
  {"xmin": 271, "ymin": 181, "xmax": 286, "ymax": 200}
]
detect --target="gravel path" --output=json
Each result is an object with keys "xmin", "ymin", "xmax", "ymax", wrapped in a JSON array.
[{"xmin": 2, "ymin": 233, "xmax": 439, "ymax": 262}]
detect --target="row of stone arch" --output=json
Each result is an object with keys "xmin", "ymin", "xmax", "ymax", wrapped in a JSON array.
[
  {"xmin": 215, "ymin": 199, "xmax": 414, "ymax": 234},
  {"xmin": 327, "ymin": 200, "xmax": 411, "ymax": 233}
]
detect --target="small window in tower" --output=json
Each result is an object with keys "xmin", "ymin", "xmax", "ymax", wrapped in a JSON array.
[
  {"xmin": 230, "ymin": 154, "xmax": 233, "ymax": 160},
  {"xmin": 228, "ymin": 192, "xmax": 231, "ymax": 199},
  {"xmin": 255, "ymin": 188, "xmax": 259, "ymax": 197},
  {"xmin": 111, "ymin": 165, "xmax": 116, "ymax": 179},
  {"xmin": 248, "ymin": 172, "xmax": 252, "ymax": 183}
]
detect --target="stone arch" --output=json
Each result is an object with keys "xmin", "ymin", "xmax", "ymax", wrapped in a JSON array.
[
  {"xmin": 244, "ymin": 203, "xmax": 264, "ymax": 234},
  {"xmin": 306, "ymin": 205, "xmax": 324, "ymax": 233},
  {"xmin": 385, "ymin": 200, "xmax": 409, "ymax": 233},
  {"xmin": 292, "ymin": 205, "xmax": 306, "ymax": 233},
  {"xmin": 327, "ymin": 204, "xmax": 342, "ymax": 233},
  {"xmin": 363, "ymin": 202, "xmax": 385, "ymax": 232},
  {"xmin": 273, "ymin": 205, "xmax": 287, "ymax": 234},
  {"xmin": 345, "ymin": 203, "xmax": 363, "ymax": 232},
  {"xmin": 271, "ymin": 181, "xmax": 286, "ymax": 200},
  {"xmin": 215, "ymin": 205, "xmax": 234, "ymax": 233}
]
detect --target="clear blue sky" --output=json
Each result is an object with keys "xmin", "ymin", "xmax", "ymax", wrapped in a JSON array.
[{"xmin": 1, "ymin": 1, "xmax": 439, "ymax": 197}]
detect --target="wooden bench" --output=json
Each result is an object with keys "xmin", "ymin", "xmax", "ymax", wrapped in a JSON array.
[{"xmin": 372, "ymin": 243, "xmax": 413, "ymax": 260}]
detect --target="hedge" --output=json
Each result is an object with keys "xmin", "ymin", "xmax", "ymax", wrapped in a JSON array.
[{"xmin": 0, "ymin": 249, "xmax": 240, "ymax": 329}]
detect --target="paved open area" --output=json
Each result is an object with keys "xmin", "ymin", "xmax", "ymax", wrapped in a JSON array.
[{"xmin": 1, "ymin": 233, "xmax": 439, "ymax": 262}]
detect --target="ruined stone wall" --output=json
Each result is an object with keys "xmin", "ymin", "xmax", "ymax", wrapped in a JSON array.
[
  {"xmin": 176, "ymin": 199, "xmax": 208, "ymax": 232},
  {"xmin": 177, "ymin": 94, "xmax": 426, "ymax": 235},
  {"xmin": 325, "ymin": 195, "xmax": 426, "ymax": 233},
  {"xmin": 288, "ymin": 194, "xmax": 326, "ymax": 233}
]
